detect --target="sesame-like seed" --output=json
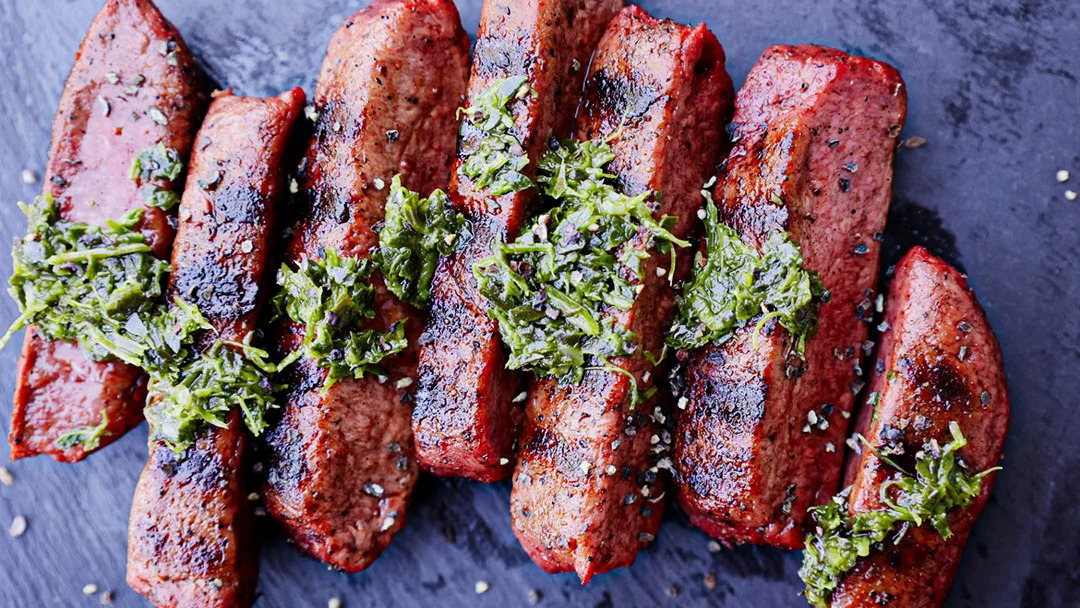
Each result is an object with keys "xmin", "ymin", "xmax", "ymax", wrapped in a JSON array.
[
  {"xmin": 211, "ymin": 578, "xmax": 224, "ymax": 589},
  {"xmin": 656, "ymin": 267, "xmax": 667, "ymax": 277},
  {"xmin": 579, "ymin": 461, "xmax": 592, "ymax": 474},
  {"xmin": 289, "ymin": 178, "xmax": 299, "ymax": 194},
  {"xmin": 304, "ymin": 105, "xmax": 319, "ymax": 122},
  {"xmin": 444, "ymin": 233, "xmax": 457, "ymax": 246},
  {"xmin": 474, "ymin": 580, "xmax": 490, "ymax": 594},
  {"xmin": 83, "ymin": 584, "xmax": 99, "ymax": 595},
  {"xmin": 240, "ymin": 240, "xmax": 253, "ymax": 254},
  {"xmin": 373, "ymin": 177, "xmax": 385, "ymax": 190},
  {"xmin": 499, "ymin": 458, "xmax": 510, "ymax": 466},
  {"xmin": 381, "ymin": 516, "xmax": 395, "ymax": 531},
  {"xmin": 707, "ymin": 539, "xmax": 722, "ymax": 553},
  {"xmin": 704, "ymin": 573, "xmax": 717, "ymax": 590},
  {"xmin": 9, "ymin": 516, "xmax": 27, "ymax": 537},
  {"xmin": 1066, "ymin": 190, "xmax": 1078, "ymax": 201},
  {"xmin": 825, "ymin": 442, "xmax": 836, "ymax": 453},
  {"xmin": 247, "ymin": 492, "xmax": 259, "ymax": 501},
  {"xmin": 1057, "ymin": 169, "xmax": 1070, "ymax": 183},
  {"xmin": 697, "ymin": 208, "xmax": 706, "ymax": 219},
  {"xmin": 0, "ymin": 467, "xmax": 13, "ymax": 486},
  {"xmin": 677, "ymin": 396, "xmax": 688, "ymax": 410},
  {"xmin": 21, "ymin": 169, "xmax": 38, "ymax": 184},
  {"xmin": 512, "ymin": 391, "xmax": 528, "ymax": 403},
  {"xmin": 395, "ymin": 377, "xmax": 414, "ymax": 389},
  {"xmin": 606, "ymin": 465, "xmax": 617, "ymax": 475},
  {"xmin": 328, "ymin": 598, "xmax": 343, "ymax": 608}
]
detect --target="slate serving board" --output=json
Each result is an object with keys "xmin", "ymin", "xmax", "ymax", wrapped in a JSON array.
[{"xmin": 1, "ymin": 1, "xmax": 1077, "ymax": 606}]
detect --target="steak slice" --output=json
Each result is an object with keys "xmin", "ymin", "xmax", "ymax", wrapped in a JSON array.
[
  {"xmin": 827, "ymin": 247, "xmax": 1009, "ymax": 608},
  {"xmin": 262, "ymin": 0, "xmax": 470, "ymax": 573},
  {"xmin": 510, "ymin": 5, "xmax": 734, "ymax": 582},
  {"xmin": 672, "ymin": 45, "xmax": 907, "ymax": 548},
  {"xmin": 413, "ymin": 0, "xmax": 622, "ymax": 482},
  {"xmin": 127, "ymin": 88, "xmax": 305, "ymax": 608},
  {"xmin": 10, "ymin": 0, "xmax": 208, "ymax": 462}
]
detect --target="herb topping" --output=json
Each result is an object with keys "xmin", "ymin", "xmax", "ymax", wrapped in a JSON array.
[
  {"xmin": 129, "ymin": 144, "xmax": 184, "ymax": 210},
  {"xmin": 376, "ymin": 176, "xmax": 468, "ymax": 308},
  {"xmin": 472, "ymin": 138, "xmax": 686, "ymax": 402},
  {"xmin": 457, "ymin": 76, "xmax": 534, "ymax": 196},
  {"xmin": 53, "ymin": 410, "xmax": 110, "ymax": 451},
  {"xmin": 274, "ymin": 249, "xmax": 408, "ymax": 390},
  {"xmin": 667, "ymin": 192, "xmax": 825, "ymax": 356},
  {"xmin": 799, "ymin": 423, "xmax": 999, "ymax": 607}
]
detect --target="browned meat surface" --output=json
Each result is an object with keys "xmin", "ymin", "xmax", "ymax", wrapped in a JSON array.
[
  {"xmin": 127, "ymin": 88, "xmax": 305, "ymax": 608},
  {"xmin": 9, "ymin": 0, "xmax": 208, "ymax": 462},
  {"xmin": 672, "ymin": 45, "xmax": 907, "ymax": 549},
  {"xmin": 413, "ymin": 0, "xmax": 622, "ymax": 482},
  {"xmin": 262, "ymin": 0, "xmax": 470, "ymax": 573},
  {"xmin": 827, "ymin": 247, "xmax": 1009, "ymax": 608},
  {"xmin": 510, "ymin": 6, "xmax": 734, "ymax": 582}
]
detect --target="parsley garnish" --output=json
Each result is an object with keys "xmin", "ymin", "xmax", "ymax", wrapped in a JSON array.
[
  {"xmin": 1, "ymin": 195, "xmax": 169, "ymax": 355},
  {"xmin": 129, "ymin": 144, "xmax": 184, "ymax": 210},
  {"xmin": 375, "ymin": 175, "xmax": 469, "ymax": 308},
  {"xmin": 799, "ymin": 422, "xmax": 1000, "ymax": 607},
  {"xmin": 145, "ymin": 336, "xmax": 282, "ymax": 449},
  {"xmin": 666, "ymin": 192, "xmax": 825, "ymax": 356},
  {"xmin": 457, "ymin": 75, "xmax": 534, "ymax": 196},
  {"xmin": 472, "ymin": 138, "xmax": 686, "ymax": 403},
  {"xmin": 274, "ymin": 249, "xmax": 408, "ymax": 390},
  {"xmin": 54, "ymin": 409, "xmax": 110, "ymax": 451},
  {"xmin": 2, "ymin": 195, "xmax": 281, "ymax": 453}
]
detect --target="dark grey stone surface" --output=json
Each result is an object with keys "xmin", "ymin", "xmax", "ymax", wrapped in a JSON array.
[{"xmin": 0, "ymin": 1, "xmax": 1077, "ymax": 606}]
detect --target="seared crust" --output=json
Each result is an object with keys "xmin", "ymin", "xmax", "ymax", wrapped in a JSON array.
[
  {"xmin": 510, "ymin": 5, "xmax": 734, "ymax": 581},
  {"xmin": 673, "ymin": 45, "xmax": 907, "ymax": 548},
  {"xmin": 10, "ymin": 0, "xmax": 209, "ymax": 462},
  {"xmin": 262, "ymin": 0, "xmax": 470, "ymax": 573},
  {"xmin": 127, "ymin": 88, "xmax": 305, "ymax": 608},
  {"xmin": 828, "ymin": 247, "xmax": 1009, "ymax": 608},
  {"xmin": 413, "ymin": 0, "xmax": 622, "ymax": 482}
]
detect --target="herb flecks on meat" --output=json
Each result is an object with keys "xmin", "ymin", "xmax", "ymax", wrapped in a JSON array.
[
  {"xmin": 53, "ymin": 409, "xmax": 111, "ymax": 451},
  {"xmin": 129, "ymin": 143, "xmax": 184, "ymax": 210},
  {"xmin": 1, "ymin": 194, "xmax": 168, "ymax": 354},
  {"xmin": 473, "ymin": 138, "xmax": 686, "ymax": 405},
  {"xmin": 799, "ymin": 422, "xmax": 1000, "ymax": 607},
  {"xmin": 376, "ymin": 176, "xmax": 469, "ymax": 308},
  {"xmin": 457, "ymin": 75, "xmax": 534, "ymax": 196},
  {"xmin": 667, "ymin": 191, "xmax": 825, "ymax": 356},
  {"xmin": 274, "ymin": 249, "xmax": 408, "ymax": 391}
]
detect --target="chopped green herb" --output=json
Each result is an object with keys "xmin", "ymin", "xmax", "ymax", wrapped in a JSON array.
[
  {"xmin": 666, "ymin": 192, "xmax": 825, "ymax": 356},
  {"xmin": 799, "ymin": 423, "xmax": 999, "ymax": 607},
  {"xmin": 376, "ymin": 175, "xmax": 469, "ymax": 308},
  {"xmin": 1, "ymin": 195, "xmax": 169, "ymax": 356},
  {"xmin": 274, "ymin": 249, "xmax": 408, "ymax": 390},
  {"xmin": 53, "ymin": 409, "xmax": 110, "ymax": 451},
  {"xmin": 129, "ymin": 144, "xmax": 184, "ymax": 210},
  {"xmin": 457, "ymin": 75, "xmax": 534, "ymax": 196},
  {"xmin": 473, "ymin": 138, "xmax": 686, "ymax": 403},
  {"xmin": 145, "ymin": 336, "xmax": 281, "ymax": 450}
]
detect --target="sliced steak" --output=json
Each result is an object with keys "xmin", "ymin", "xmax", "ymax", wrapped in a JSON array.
[
  {"xmin": 672, "ymin": 45, "xmax": 907, "ymax": 549},
  {"xmin": 262, "ymin": 0, "xmax": 470, "ymax": 573},
  {"xmin": 510, "ymin": 6, "xmax": 734, "ymax": 581},
  {"xmin": 10, "ymin": 0, "xmax": 208, "ymax": 462},
  {"xmin": 127, "ymin": 88, "xmax": 305, "ymax": 608},
  {"xmin": 413, "ymin": 0, "xmax": 622, "ymax": 482},
  {"xmin": 827, "ymin": 247, "xmax": 1009, "ymax": 608}
]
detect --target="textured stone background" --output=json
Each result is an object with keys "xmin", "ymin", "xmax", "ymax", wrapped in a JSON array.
[{"xmin": 0, "ymin": 0, "xmax": 1077, "ymax": 606}]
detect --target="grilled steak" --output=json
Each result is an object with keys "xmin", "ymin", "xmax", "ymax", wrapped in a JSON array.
[
  {"xmin": 826, "ymin": 246, "xmax": 1009, "ymax": 608},
  {"xmin": 127, "ymin": 88, "xmax": 305, "ymax": 608},
  {"xmin": 510, "ymin": 5, "xmax": 734, "ymax": 581},
  {"xmin": 413, "ymin": 0, "xmax": 622, "ymax": 482},
  {"xmin": 10, "ymin": 0, "xmax": 208, "ymax": 462},
  {"xmin": 672, "ymin": 45, "xmax": 907, "ymax": 548},
  {"xmin": 262, "ymin": 0, "xmax": 470, "ymax": 573}
]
